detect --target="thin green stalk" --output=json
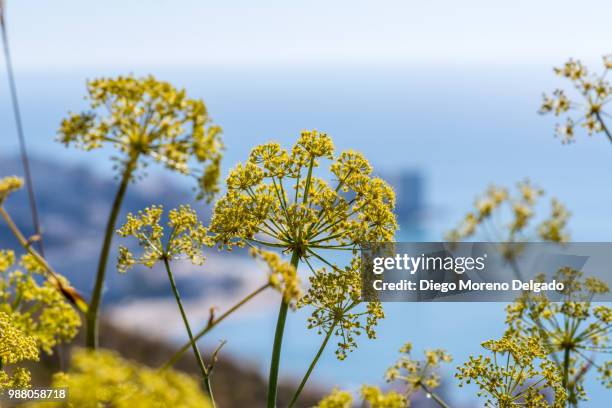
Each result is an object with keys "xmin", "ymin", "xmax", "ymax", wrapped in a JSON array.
[
  {"xmin": 162, "ymin": 283, "xmax": 270, "ymax": 370},
  {"xmin": 1, "ymin": 4, "xmax": 44, "ymax": 256},
  {"xmin": 162, "ymin": 257, "xmax": 216, "ymax": 407},
  {"xmin": 86, "ymin": 155, "xmax": 138, "ymax": 348},
  {"xmin": 267, "ymin": 251, "xmax": 300, "ymax": 408},
  {"xmin": 595, "ymin": 111, "xmax": 612, "ymax": 144},
  {"xmin": 288, "ymin": 321, "xmax": 336, "ymax": 408},
  {"xmin": 420, "ymin": 383, "xmax": 452, "ymax": 408},
  {"xmin": 562, "ymin": 346, "xmax": 573, "ymax": 402}
]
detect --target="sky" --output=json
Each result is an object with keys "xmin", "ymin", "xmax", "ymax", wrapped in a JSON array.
[{"xmin": 3, "ymin": 0, "xmax": 612, "ymax": 71}]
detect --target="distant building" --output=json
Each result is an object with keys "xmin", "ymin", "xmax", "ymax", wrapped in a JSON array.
[{"xmin": 379, "ymin": 170, "xmax": 424, "ymax": 227}]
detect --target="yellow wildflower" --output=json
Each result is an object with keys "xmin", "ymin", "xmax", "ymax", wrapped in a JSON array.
[
  {"xmin": 210, "ymin": 131, "xmax": 396, "ymax": 253},
  {"xmin": 0, "ymin": 176, "xmax": 23, "ymax": 204},
  {"xmin": 0, "ymin": 253, "xmax": 81, "ymax": 354},
  {"xmin": 117, "ymin": 205, "xmax": 213, "ymax": 271},
  {"xmin": 0, "ymin": 311, "xmax": 39, "ymax": 390},
  {"xmin": 446, "ymin": 181, "xmax": 568, "ymax": 243},
  {"xmin": 210, "ymin": 131, "xmax": 396, "ymax": 357},
  {"xmin": 316, "ymin": 388, "xmax": 353, "ymax": 408},
  {"xmin": 456, "ymin": 334, "xmax": 567, "ymax": 407},
  {"xmin": 360, "ymin": 385, "xmax": 407, "ymax": 408},
  {"xmin": 540, "ymin": 56, "xmax": 612, "ymax": 144},
  {"xmin": 385, "ymin": 342, "xmax": 451, "ymax": 399},
  {"xmin": 58, "ymin": 75, "xmax": 223, "ymax": 201},
  {"xmin": 505, "ymin": 268, "xmax": 611, "ymax": 403},
  {"xmin": 298, "ymin": 257, "xmax": 384, "ymax": 360},
  {"xmin": 36, "ymin": 348, "xmax": 212, "ymax": 408}
]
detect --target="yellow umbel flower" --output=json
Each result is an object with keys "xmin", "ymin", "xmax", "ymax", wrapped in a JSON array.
[
  {"xmin": 316, "ymin": 385, "xmax": 406, "ymax": 408},
  {"xmin": 0, "ymin": 176, "xmax": 23, "ymax": 205},
  {"xmin": 35, "ymin": 348, "xmax": 212, "ymax": 408},
  {"xmin": 540, "ymin": 56, "xmax": 612, "ymax": 144},
  {"xmin": 446, "ymin": 180, "xmax": 569, "ymax": 243},
  {"xmin": 0, "ymin": 312, "xmax": 38, "ymax": 365},
  {"xmin": 360, "ymin": 385, "xmax": 407, "ymax": 408},
  {"xmin": 315, "ymin": 388, "xmax": 353, "ymax": 408},
  {"xmin": 456, "ymin": 334, "xmax": 567, "ymax": 407},
  {"xmin": 58, "ymin": 75, "xmax": 223, "ymax": 201},
  {"xmin": 0, "ymin": 311, "xmax": 39, "ymax": 390},
  {"xmin": 298, "ymin": 257, "xmax": 384, "ymax": 360},
  {"xmin": 385, "ymin": 342, "xmax": 452, "ymax": 399},
  {"xmin": 0, "ymin": 249, "xmax": 15, "ymax": 272},
  {"xmin": 0, "ymin": 251, "xmax": 81, "ymax": 354},
  {"xmin": 210, "ymin": 131, "xmax": 396, "ymax": 357},
  {"xmin": 117, "ymin": 205, "xmax": 213, "ymax": 271},
  {"xmin": 505, "ymin": 268, "xmax": 611, "ymax": 403},
  {"xmin": 210, "ymin": 130, "xmax": 396, "ymax": 252}
]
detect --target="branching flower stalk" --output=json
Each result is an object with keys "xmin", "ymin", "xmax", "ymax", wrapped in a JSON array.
[
  {"xmin": 116, "ymin": 205, "xmax": 218, "ymax": 405},
  {"xmin": 209, "ymin": 130, "xmax": 397, "ymax": 407},
  {"xmin": 161, "ymin": 256, "xmax": 215, "ymax": 406},
  {"xmin": 59, "ymin": 75, "xmax": 223, "ymax": 348},
  {"xmin": 163, "ymin": 245, "xmax": 300, "ymax": 371},
  {"xmin": 162, "ymin": 282, "xmax": 270, "ymax": 369}
]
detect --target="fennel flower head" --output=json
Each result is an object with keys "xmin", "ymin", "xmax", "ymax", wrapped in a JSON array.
[
  {"xmin": 385, "ymin": 342, "xmax": 452, "ymax": 398},
  {"xmin": 210, "ymin": 130, "xmax": 397, "ymax": 252},
  {"xmin": 0, "ymin": 311, "xmax": 39, "ymax": 390},
  {"xmin": 316, "ymin": 386, "xmax": 406, "ymax": 408},
  {"xmin": 0, "ymin": 176, "xmax": 23, "ymax": 205},
  {"xmin": 0, "ymin": 249, "xmax": 81, "ymax": 355},
  {"xmin": 456, "ymin": 334, "xmax": 567, "ymax": 408},
  {"xmin": 58, "ymin": 75, "xmax": 223, "ymax": 201},
  {"xmin": 209, "ymin": 130, "xmax": 397, "ymax": 358},
  {"xmin": 34, "ymin": 348, "xmax": 212, "ymax": 408},
  {"xmin": 539, "ymin": 56, "xmax": 612, "ymax": 144},
  {"xmin": 505, "ymin": 267, "xmax": 611, "ymax": 401},
  {"xmin": 446, "ymin": 181, "xmax": 570, "ymax": 243},
  {"xmin": 116, "ymin": 205, "xmax": 213, "ymax": 272}
]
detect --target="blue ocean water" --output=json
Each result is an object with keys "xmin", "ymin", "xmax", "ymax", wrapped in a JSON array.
[{"xmin": 1, "ymin": 65, "xmax": 610, "ymax": 404}]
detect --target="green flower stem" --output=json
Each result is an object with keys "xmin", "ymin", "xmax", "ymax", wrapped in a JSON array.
[
  {"xmin": 162, "ymin": 256, "xmax": 216, "ymax": 407},
  {"xmin": 562, "ymin": 346, "xmax": 571, "ymax": 391},
  {"xmin": 288, "ymin": 321, "xmax": 337, "ymax": 408},
  {"xmin": 420, "ymin": 383, "xmax": 452, "ymax": 408},
  {"xmin": 162, "ymin": 283, "xmax": 270, "ymax": 370},
  {"xmin": 267, "ymin": 251, "xmax": 300, "ymax": 408},
  {"xmin": 595, "ymin": 111, "xmax": 612, "ymax": 144},
  {"xmin": 86, "ymin": 154, "xmax": 138, "ymax": 349}
]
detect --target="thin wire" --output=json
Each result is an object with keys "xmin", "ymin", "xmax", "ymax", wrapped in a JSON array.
[{"xmin": 1, "ymin": 1, "xmax": 45, "ymax": 255}]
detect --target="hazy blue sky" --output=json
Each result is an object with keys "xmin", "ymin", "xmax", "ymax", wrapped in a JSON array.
[{"xmin": 3, "ymin": 0, "xmax": 612, "ymax": 70}]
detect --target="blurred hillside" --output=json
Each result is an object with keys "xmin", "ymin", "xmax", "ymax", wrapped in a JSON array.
[{"xmin": 0, "ymin": 155, "xmax": 244, "ymax": 302}]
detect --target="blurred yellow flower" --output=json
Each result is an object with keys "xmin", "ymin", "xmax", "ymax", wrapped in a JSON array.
[{"xmin": 35, "ymin": 349, "xmax": 212, "ymax": 408}]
